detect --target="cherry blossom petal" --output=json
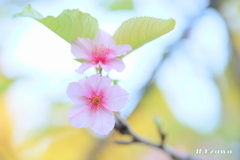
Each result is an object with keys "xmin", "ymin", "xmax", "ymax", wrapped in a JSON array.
[
  {"xmin": 69, "ymin": 104, "xmax": 94, "ymax": 128},
  {"xmin": 67, "ymin": 82, "xmax": 88, "ymax": 104},
  {"xmin": 101, "ymin": 58, "xmax": 125, "ymax": 72},
  {"xmin": 67, "ymin": 75, "xmax": 129, "ymax": 135},
  {"xmin": 93, "ymin": 30, "xmax": 116, "ymax": 47},
  {"xmin": 91, "ymin": 108, "xmax": 114, "ymax": 135},
  {"xmin": 84, "ymin": 74, "xmax": 112, "ymax": 95},
  {"xmin": 72, "ymin": 30, "xmax": 132, "ymax": 74},
  {"xmin": 71, "ymin": 38, "xmax": 94, "ymax": 60},
  {"xmin": 103, "ymin": 85, "xmax": 129, "ymax": 111},
  {"xmin": 68, "ymin": 104, "xmax": 86, "ymax": 117},
  {"xmin": 77, "ymin": 79, "xmax": 92, "ymax": 98},
  {"xmin": 112, "ymin": 44, "xmax": 132, "ymax": 57},
  {"xmin": 75, "ymin": 61, "xmax": 96, "ymax": 74}
]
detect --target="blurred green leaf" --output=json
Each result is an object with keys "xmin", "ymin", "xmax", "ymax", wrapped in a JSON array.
[
  {"xmin": 0, "ymin": 93, "xmax": 16, "ymax": 160},
  {"xmin": 109, "ymin": 0, "xmax": 134, "ymax": 11},
  {"xmin": 16, "ymin": 127, "xmax": 97, "ymax": 160},
  {"xmin": 113, "ymin": 17, "xmax": 175, "ymax": 57},
  {"xmin": 0, "ymin": 73, "xmax": 14, "ymax": 95},
  {"xmin": 14, "ymin": 4, "xmax": 99, "ymax": 43}
]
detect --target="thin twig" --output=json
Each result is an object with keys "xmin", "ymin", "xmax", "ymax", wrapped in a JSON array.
[{"xmin": 114, "ymin": 116, "xmax": 221, "ymax": 160}]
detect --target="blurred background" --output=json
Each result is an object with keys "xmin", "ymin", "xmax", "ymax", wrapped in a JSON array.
[{"xmin": 0, "ymin": 0, "xmax": 240, "ymax": 160}]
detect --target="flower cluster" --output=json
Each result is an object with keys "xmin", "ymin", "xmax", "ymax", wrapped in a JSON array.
[{"xmin": 67, "ymin": 30, "xmax": 132, "ymax": 135}]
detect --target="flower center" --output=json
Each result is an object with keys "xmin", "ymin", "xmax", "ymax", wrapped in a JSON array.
[
  {"xmin": 92, "ymin": 44, "xmax": 110, "ymax": 62},
  {"xmin": 87, "ymin": 94, "xmax": 103, "ymax": 112}
]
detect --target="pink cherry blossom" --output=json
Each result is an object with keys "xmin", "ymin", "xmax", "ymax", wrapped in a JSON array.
[
  {"xmin": 67, "ymin": 74, "xmax": 129, "ymax": 135},
  {"xmin": 71, "ymin": 30, "xmax": 132, "ymax": 74}
]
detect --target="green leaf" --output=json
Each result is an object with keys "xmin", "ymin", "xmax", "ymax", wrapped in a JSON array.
[
  {"xmin": 14, "ymin": 4, "xmax": 99, "ymax": 43},
  {"xmin": 113, "ymin": 80, "xmax": 118, "ymax": 85},
  {"xmin": 113, "ymin": 17, "xmax": 175, "ymax": 56},
  {"xmin": 103, "ymin": 0, "xmax": 134, "ymax": 11}
]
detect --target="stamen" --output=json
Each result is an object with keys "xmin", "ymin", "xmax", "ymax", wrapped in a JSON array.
[
  {"xmin": 87, "ymin": 94, "xmax": 103, "ymax": 112},
  {"xmin": 92, "ymin": 44, "xmax": 110, "ymax": 62}
]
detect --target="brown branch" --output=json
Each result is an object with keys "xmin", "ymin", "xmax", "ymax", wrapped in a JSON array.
[{"xmin": 114, "ymin": 116, "xmax": 221, "ymax": 160}]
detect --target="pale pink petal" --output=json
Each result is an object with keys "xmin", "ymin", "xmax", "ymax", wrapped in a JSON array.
[
  {"xmin": 67, "ymin": 82, "xmax": 88, "ymax": 104},
  {"xmin": 101, "ymin": 58, "xmax": 125, "ymax": 72},
  {"xmin": 93, "ymin": 30, "xmax": 116, "ymax": 47},
  {"xmin": 77, "ymin": 79, "xmax": 92, "ymax": 98},
  {"xmin": 103, "ymin": 85, "xmax": 129, "ymax": 111},
  {"xmin": 112, "ymin": 44, "xmax": 132, "ymax": 57},
  {"xmin": 91, "ymin": 108, "xmax": 114, "ymax": 135},
  {"xmin": 75, "ymin": 61, "xmax": 96, "ymax": 74},
  {"xmin": 69, "ymin": 104, "xmax": 94, "ymax": 128},
  {"xmin": 85, "ymin": 74, "xmax": 111, "ymax": 95},
  {"xmin": 68, "ymin": 104, "xmax": 86, "ymax": 117},
  {"xmin": 71, "ymin": 38, "xmax": 94, "ymax": 60}
]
